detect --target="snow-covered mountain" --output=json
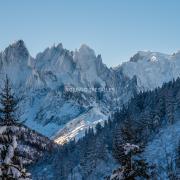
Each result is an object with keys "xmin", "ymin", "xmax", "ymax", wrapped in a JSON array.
[
  {"xmin": 117, "ymin": 50, "xmax": 180, "ymax": 91},
  {"xmin": 1, "ymin": 40, "xmax": 180, "ymax": 144},
  {"xmin": 0, "ymin": 40, "xmax": 137, "ymax": 143}
]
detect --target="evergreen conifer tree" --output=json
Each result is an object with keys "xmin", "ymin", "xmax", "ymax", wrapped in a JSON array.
[{"xmin": 0, "ymin": 76, "xmax": 31, "ymax": 179}]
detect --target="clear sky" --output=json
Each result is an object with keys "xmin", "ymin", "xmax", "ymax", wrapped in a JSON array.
[{"xmin": 0, "ymin": 0, "xmax": 180, "ymax": 67}]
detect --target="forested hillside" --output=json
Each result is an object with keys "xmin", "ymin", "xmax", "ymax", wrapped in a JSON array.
[{"xmin": 30, "ymin": 78, "xmax": 180, "ymax": 179}]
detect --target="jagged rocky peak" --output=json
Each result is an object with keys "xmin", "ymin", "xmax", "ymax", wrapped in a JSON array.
[
  {"xmin": 130, "ymin": 51, "xmax": 153, "ymax": 62},
  {"xmin": 74, "ymin": 44, "xmax": 96, "ymax": 63},
  {"xmin": 0, "ymin": 40, "xmax": 34, "ymax": 88},
  {"xmin": 74, "ymin": 44, "xmax": 105, "ymax": 70},
  {"xmin": 36, "ymin": 42, "xmax": 64, "ymax": 60},
  {"xmin": 34, "ymin": 42, "xmax": 74, "ymax": 70},
  {"xmin": 70, "ymin": 44, "xmax": 111, "ymax": 87},
  {"xmin": 172, "ymin": 50, "xmax": 180, "ymax": 59},
  {"xmin": 6, "ymin": 40, "xmax": 29, "ymax": 57},
  {"xmin": 49, "ymin": 42, "xmax": 65, "ymax": 52},
  {"xmin": 97, "ymin": 54, "xmax": 102, "ymax": 60},
  {"xmin": 56, "ymin": 42, "xmax": 63, "ymax": 50},
  {"xmin": 79, "ymin": 44, "xmax": 95, "ymax": 55},
  {"xmin": 1, "ymin": 40, "xmax": 30, "ymax": 65},
  {"xmin": 11, "ymin": 39, "xmax": 26, "ymax": 48}
]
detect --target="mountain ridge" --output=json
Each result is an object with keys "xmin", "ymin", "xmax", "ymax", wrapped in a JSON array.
[{"xmin": 0, "ymin": 40, "xmax": 180, "ymax": 144}]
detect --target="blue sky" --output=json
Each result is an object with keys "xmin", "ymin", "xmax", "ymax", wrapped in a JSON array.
[{"xmin": 0, "ymin": 0, "xmax": 180, "ymax": 67}]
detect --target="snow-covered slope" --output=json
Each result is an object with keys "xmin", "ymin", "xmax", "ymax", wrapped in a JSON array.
[
  {"xmin": 0, "ymin": 40, "xmax": 32, "ymax": 87},
  {"xmin": 54, "ymin": 106, "xmax": 108, "ymax": 144}
]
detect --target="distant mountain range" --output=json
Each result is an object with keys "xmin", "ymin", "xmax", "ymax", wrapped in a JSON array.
[{"xmin": 1, "ymin": 40, "xmax": 180, "ymax": 143}]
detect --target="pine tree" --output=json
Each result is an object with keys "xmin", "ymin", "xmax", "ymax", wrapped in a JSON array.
[
  {"xmin": 165, "ymin": 90, "xmax": 174, "ymax": 124},
  {"xmin": 112, "ymin": 119, "xmax": 153, "ymax": 179},
  {"xmin": 111, "ymin": 143, "xmax": 152, "ymax": 180},
  {"xmin": 0, "ymin": 76, "xmax": 31, "ymax": 179},
  {"xmin": 80, "ymin": 139, "xmax": 96, "ymax": 177},
  {"xmin": 176, "ymin": 142, "xmax": 180, "ymax": 178},
  {"xmin": 0, "ymin": 76, "xmax": 17, "ymax": 126},
  {"xmin": 113, "ymin": 118, "xmax": 140, "ymax": 164},
  {"xmin": 113, "ymin": 124, "xmax": 124, "ymax": 164}
]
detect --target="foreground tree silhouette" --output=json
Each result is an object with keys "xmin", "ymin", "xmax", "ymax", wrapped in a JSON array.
[
  {"xmin": 0, "ymin": 76, "xmax": 18, "ymax": 126},
  {"xmin": 0, "ymin": 76, "xmax": 31, "ymax": 179}
]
